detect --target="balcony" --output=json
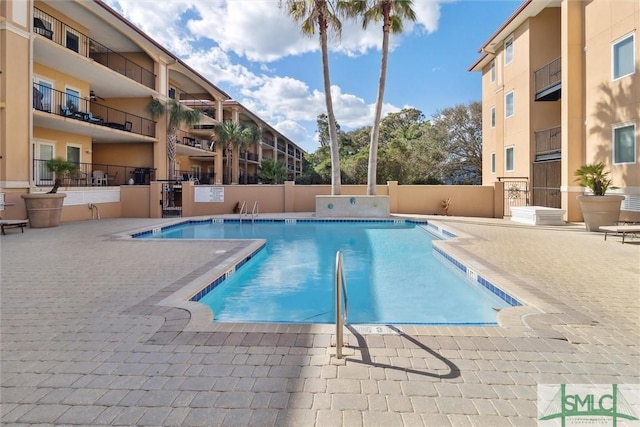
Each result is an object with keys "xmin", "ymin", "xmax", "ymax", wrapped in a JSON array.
[
  {"xmin": 534, "ymin": 57, "xmax": 561, "ymax": 101},
  {"xmin": 33, "ymin": 83, "xmax": 155, "ymax": 141},
  {"xmin": 33, "ymin": 159, "xmax": 155, "ymax": 187},
  {"xmin": 33, "ymin": 8, "xmax": 156, "ymax": 99},
  {"xmin": 169, "ymin": 87, "xmax": 216, "ymax": 120},
  {"xmin": 263, "ymin": 138, "xmax": 275, "ymax": 148},
  {"xmin": 534, "ymin": 126, "xmax": 561, "ymax": 161}
]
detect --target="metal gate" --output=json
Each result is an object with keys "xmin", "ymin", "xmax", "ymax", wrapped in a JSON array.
[
  {"xmin": 498, "ymin": 177, "xmax": 529, "ymax": 216},
  {"xmin": 160, "ymin": 181, "xmax": 182, "ymax": 218}
]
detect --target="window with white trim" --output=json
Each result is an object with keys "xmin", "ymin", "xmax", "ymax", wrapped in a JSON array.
[
  {"xmin": 491, "ymin": 152, "xmax": 496, "ymax": 173},
  {"xmin": 490, "ymin": 106, "xmax": 496, "ymax": 128},
  {"xmin": 505, "ymin": 146, "xmax": 514, "ymax": 172},
  {"xmin": 490, "ymin": 61, "xmax": 495, "ymax": 83},
  {"xmin": 612, "ymin": 33, "xmax": 635, "ymax": 80},
  {"xmin": 504, "ymin": 36, "xmax": 514, "ymax": 65},
  {"xmin": 67, "ymin": 145, "xmax": 81, "ymax": 165},
  {"xmin": 613, "ymin": 123, "xmax": 636, "ymax": 164},
  {"xmin": 505, "ymin": 91, "xmax": 514, "ymax": 118}
]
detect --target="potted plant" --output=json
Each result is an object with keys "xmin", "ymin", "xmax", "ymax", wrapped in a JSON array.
[
  {"xmin": 575, "ymin": 162, "xmax": 624, "ymax": 232},
  {"xmin": 21, "ymin": 158, "xmax": 79, "ymax": 228}
]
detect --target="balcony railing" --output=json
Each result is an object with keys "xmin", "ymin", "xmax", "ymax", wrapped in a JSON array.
[
  {"xmin": 263, "ymin": 138, "xmax": 275, "ymax": 148},
  {"xmin": 33, "ymin": 159, "xmax": 156, "ymax": 187},
  {"xmin": 244, "ymin": 152, "xmax": 259, "ymax": 162},
  {"xmin": 169, "ymin": 87, "xmax": 216, "ymax": 119},
  {"xmin": 277, "ymin": 143, "xmax": 286, "ymax": 152},
  {"xmin": 175, "ymin": 129, "xmax": 212, "ymax": 150},
  {"xmin": 176, "ymin": 170, "xmax": 215, "ymax": 185},
  {"xmin": 34, "ymin": 8, "xmax": 155, "ymax": 89},
  {"xmin": 534, "ymin": 126, "xmax": 561, "ymax": 161},
  {"xmin": 534, "ymin": 57, "xmax": 561, "ymax": 100},
  {"xmin": 33, "ymin": 83, "xmax": 156, "ymax": 137}
]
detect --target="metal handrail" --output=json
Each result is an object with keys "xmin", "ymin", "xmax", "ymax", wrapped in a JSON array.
[
  {"xmin": 251, "ymin": 201, "xmax": 259, "ymax": 222},
  {"xmin": 239, "ymin": 201, "xmax": 247, "ymax": 223},
  {"xmin": 335, "ymin": 251, "xmax": 348, "ymax": 359}
]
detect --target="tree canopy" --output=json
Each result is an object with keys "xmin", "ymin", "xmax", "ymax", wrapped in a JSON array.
[{"xmin": 297, "ymin": 102, "xmax": 482, "ymax": 186}]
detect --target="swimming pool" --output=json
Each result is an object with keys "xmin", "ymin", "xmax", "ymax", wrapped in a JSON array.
[{"xmin": 138, "ymin": 219, "xmax": 518, "ymax": 325}]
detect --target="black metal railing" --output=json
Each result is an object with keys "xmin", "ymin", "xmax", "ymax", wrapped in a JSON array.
[
  {"xmin": 175, "ymin": 170, "xmax": 215, "ymax": 185},
  {"xmin": 34, "ymin": 159, "xmax": 156, "ymax": 187},
  {"xmin": 34, "ymin": 8, "xmax": 155, "ymax": 89},
  {"xmin": 169, "ymin": 87, "xmax": 216, "ymax": 119},
  {"xmin": 534, "ymin": 57, "xmax": 561, "ymax": 95},
  {"xmin": 277, "ymin": 143, "xmax": 286, "ymax": 152},
  {"xmin": 175, "ymin": 129, "xmax": 212, "ymax": 150},
  {"xmin": 239, "ymin": 174, "xmax": 259, "ymax": 184},
  {"xmin": 245, "ymin": 152, "xmax": 259, "ymax": 162},
  {"xmin": 33, "ymin": 83, "xmax": 156, "ymax": 137},
  {"xmin": 263, "ymin": 138, "xmax": 275, "ymax": 147}
]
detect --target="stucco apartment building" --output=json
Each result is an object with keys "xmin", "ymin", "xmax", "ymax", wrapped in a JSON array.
[
  {"xmin": 470, "ymin": 0, "xmax": 639, "ymax": 222},
  {"xmin": 1, "ymin": 0, "xmax": 304, "ymax": 202}
]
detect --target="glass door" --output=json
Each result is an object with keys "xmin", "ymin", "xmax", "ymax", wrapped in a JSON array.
[{"xmin": 35, "ymin": 142, "xmax": 54, "ymax": 186}]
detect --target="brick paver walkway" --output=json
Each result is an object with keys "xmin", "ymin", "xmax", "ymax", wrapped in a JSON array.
[{"xmin": 1, "ymin": 216, "xmax": 638, "ymax": 426}]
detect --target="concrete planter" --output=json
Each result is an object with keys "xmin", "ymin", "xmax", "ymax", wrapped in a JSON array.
[
  {"xmin": 21, "ymin": 193, "xmax": 66, "ymax": 228},
  {"xmin": 316, "ymin": 195, "xmax": 390, "ymax": 218},
  {"xmin": 576, "ymin": 194, "xmax": 624, "ymax": 232}
]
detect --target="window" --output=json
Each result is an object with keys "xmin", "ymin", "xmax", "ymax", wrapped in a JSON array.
[
  {"xmin": 613, "ymin": 34, "xmax": 635, "ymax": 80},
  {"xmin": 505, "ymin": 36, "xmax": 514, "ymax": 64},
  {"xmin": 66, "ymin": 31, "xmax": 79, "ymax": 53},
  {"xmin": 505, "ymin": 91, "xmax": 514, "ymax": 118},
  {"xmin": 67, "ymin": 146, "xmax": 81, "ymax": 165},
  {"xmin": 65, "ymin": 88, "xmax": 80, "ymax": 111},
  {"xmin": 490, "ymin": 106, "xmax": 496, "ymax": 128},
  {"xmin": 505, "ymin": 146, "xmax": 514, "ymax": 171},
  {"xmin": 613, "ymin": 123, "xmax": 636, "ymax": 164},
  {"xmin": 169, "ymin": 87, "xmax": 176, "ymax": 99},
  {"xmin": 491, "ymin": 152, "xmax": 496, "ymax": 173},
  {"xmin": 34, "ymin": 79, "xmax": 52, "ymax": 112},
  {"xmin": 33, "ymin": 16, "xmax": 53, "ymax": 39},
  {"xmin": 490, "ymin": 61, "xmax": 496, "ymax": 83}
]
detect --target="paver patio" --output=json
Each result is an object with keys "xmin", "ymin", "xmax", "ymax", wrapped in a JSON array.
[{"xmin": 1, "ymin": 215, "xmax": 638, "ymax": 426}]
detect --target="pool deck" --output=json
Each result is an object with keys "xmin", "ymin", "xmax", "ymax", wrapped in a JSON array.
[{"xmin": 1, "ymin": 214, "xmax": 638, "ymax": 426}]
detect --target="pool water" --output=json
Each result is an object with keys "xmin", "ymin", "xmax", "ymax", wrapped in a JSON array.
[{"xmin": 142, "ymin": 220, "xmax": 511, "ymax": 324}]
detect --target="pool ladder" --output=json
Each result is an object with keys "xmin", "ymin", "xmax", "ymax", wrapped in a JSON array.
[
  {"xmin": 335, "ymin": 251, "xmax": 348, "ymax": 359},
  {"xmin": 238, "ymin": 201, "xmax": 259, "ymax": 223}
]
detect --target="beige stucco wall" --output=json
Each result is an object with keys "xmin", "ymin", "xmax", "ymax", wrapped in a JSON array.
[
  {"xmin": 1, "ymin": 24, "xmax": 31, "ymax": 189},
  {"xmin": 583, "ymin": 0, "xmax": 639, "ymax": 189}
]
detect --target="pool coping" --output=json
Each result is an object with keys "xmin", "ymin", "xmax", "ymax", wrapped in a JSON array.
[{"xmin": 118, "ymin": 214, "xmax": 553, "ymax": 337}]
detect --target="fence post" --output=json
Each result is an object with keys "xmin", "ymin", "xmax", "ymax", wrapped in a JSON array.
[{"xmin": 494, "ymin": 181, "xmax": 505, "ymax": 218}]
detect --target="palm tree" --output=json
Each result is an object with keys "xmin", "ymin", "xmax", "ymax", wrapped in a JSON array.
[
  {"xmin": 347, "ymin": 0, "xmax": 416, "ymax": 195},
  {"xmin": 241, "ymin": 125, "xmax": 262, "ymax": 184},
  {"xmin": 146, "ymin": 98, "xmax": 201, "ymax": 181},
  {"xmin": 282, "ymin": 0, "xmax": 342, "ymax": 195},
  {"xmin": 258, "ymin": 159, "xmax": 288, "ymax": 184},
  {"xmin": 213, "ymin": 121, "xmax": 252, "ymax": 185}
]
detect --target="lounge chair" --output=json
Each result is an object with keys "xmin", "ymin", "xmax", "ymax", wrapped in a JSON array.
[
  {"xmin": 600, "ymin": 225, "xmax": 640, "ymax": 244},
  {"xmin": 0, "ymin": 219, "xmax": 29, "ymax": 235}
]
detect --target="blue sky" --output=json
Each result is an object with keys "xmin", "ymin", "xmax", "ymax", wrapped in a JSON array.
[{"xmin": 105, "ymin": 0, "xmax": 521, "ymax": 153}]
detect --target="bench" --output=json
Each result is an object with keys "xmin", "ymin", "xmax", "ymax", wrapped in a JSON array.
[
  {"xmin": 0, "ymin": 220, "xmax": 29, "ymax": 235},
  {"xmin": 600, "ymin": 225, "xmax": 640, "ymax": 244}
]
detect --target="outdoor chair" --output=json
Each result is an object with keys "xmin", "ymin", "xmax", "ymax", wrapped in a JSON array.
[{"xmin": 92, "ymin": 170, "xmax": 107, "ymax": 186}]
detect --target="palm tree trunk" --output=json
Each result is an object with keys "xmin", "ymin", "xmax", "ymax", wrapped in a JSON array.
[
  {"xmin": 367, "ymin": 15, "xmax": 391, "ymax": 196},
  {"xmin": 168, "ymin": 129, "xmax": 178, "ymax": 181},
  {"xmin": 226, "ymin": 144, "xmax": 232, "ymax": 185},
  {"xmin": 319, "ymin": 14, "xmax": 341, "ymax": 196}
]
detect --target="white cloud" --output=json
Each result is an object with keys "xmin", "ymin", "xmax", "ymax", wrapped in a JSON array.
[{"xmin": 101, "ymin": 0, "xmax": 447, "ymax": 151}]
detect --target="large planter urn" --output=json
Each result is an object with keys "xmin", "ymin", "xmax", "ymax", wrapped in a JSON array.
[
  {"xmin": 21, "ymin": 193, "xmax": 66, "ymax": 228},
  {"xmin": 576, "ymin": 195, "xmax": 624, "ymax": 232}
]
